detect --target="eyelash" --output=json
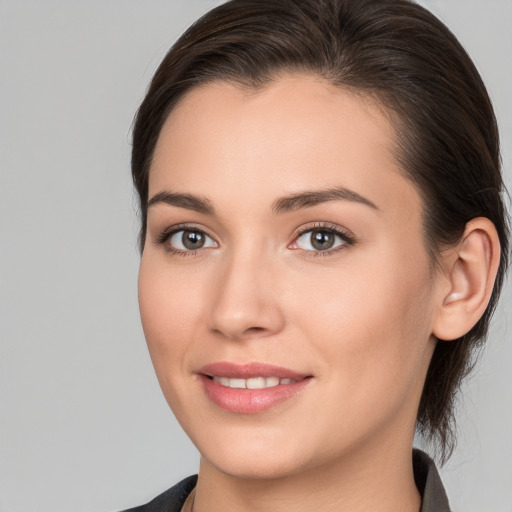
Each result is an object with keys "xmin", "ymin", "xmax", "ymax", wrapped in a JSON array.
[
  {"xmin": 155, "ymin": 222, "xmax": 356, "ymax": 257},
  {"xmin": 292, "ymin": 222, "xmax": 356, "ymax": 257},
  {"xmin": 155, "ymin": 224, "xmax": 216, "ymax": 258}
]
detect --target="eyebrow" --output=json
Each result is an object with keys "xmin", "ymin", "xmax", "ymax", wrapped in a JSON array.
[
  {"xmin": 146, "ymin": 186, "xmax": 378, "ymax": 216},
  {"xmin": 272, "ymin": 187, "xmax": 379, "ymax": 214},
  {"xmin": 147, "ymin": 191, "xmax": 215, "ymax": 215}
]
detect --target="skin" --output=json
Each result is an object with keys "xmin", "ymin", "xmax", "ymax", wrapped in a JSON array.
[{"xmin": 138, "ymin": 76, "xmax": 497, "ymax": 512}]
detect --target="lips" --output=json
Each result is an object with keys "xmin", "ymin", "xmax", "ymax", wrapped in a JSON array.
[{"xmin": 198, "ymin": 362, "xmax": 312, "ymax": 414}]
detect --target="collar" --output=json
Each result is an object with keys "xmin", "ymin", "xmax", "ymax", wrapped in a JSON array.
[{"xmin": 413, "ymin": 449, "xmax": 451, "ymax": 512}]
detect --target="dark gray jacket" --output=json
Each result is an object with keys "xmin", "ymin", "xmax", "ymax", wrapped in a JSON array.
[{"xmin": 122, "ymin": 449, "xmax": 450, "ymax": 512}]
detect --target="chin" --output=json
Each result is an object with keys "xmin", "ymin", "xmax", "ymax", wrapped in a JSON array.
[
  {"xmin": 202, "ymin": 449, "xmax": 307, "ymax": 481},
  {"xmin": 191, "ymin": 421, "xmax": 335, "ymax": 482},
  {"xmin": 188, "ymin": 424, "xmax": 300, "ymax": 479}
]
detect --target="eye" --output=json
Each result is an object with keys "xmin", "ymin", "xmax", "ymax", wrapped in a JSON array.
[
  {"xmin": 292, "ymin": 227, "xmax": 353, "ymax": 253},
  {"xmin": 167, "ymin": 229, "xmax": 217, "ymax": 252}
]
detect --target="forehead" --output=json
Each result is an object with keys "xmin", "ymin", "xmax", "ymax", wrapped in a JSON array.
[
  {"xmin": 153, "ymin": 76, "xmax": 397, "ymax": 176},
  {"xmin": 149, "ymin": 75, "xmax": 420, "ymax": 224}
]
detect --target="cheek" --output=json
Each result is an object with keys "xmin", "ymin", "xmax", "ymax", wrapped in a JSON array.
[
  {"xmin": 138, "ymin": 254, "xmax": 205, "ymax": 336},
  {"xmin": 291, "ymin": 248, "xmax": 435, "ymax": 396},
  {"xmin": 137, "ymin": 257, "xmax": 204, "ymax": 390},
  {"xmin": 299, "ymin": 269, "xmax": 433, "ymax": 448}
]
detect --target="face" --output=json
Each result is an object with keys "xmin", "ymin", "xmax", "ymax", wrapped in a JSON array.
[{"xmin": 138, "ymin": 76, "xmax": 440, "ymax": 480}]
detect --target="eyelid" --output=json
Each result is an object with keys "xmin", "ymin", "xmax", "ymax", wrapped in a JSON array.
[
  {"xmin": 153, "ymin": 221, "xmax": 355, "ymax": 257},
  {"xmin": 289, "ymin": 222, "xmax": 356, "ymax": 255},
  {"xmin": 154, "ymin": 223, "xmax": 219, "ymax": 255}
]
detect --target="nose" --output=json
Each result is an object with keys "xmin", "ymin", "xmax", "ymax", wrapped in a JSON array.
[{"xmin": 206, "ymin": 250, "xmax": 285, "ymax": 340}]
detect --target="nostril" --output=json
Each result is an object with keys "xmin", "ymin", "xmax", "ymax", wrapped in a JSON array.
[
  {"xmin": 211, "ymin": 325, "xmax": 270, "ymax": 340},
  {"xmin": 208, "ymin": 293, "xmax": 285, "ymax": 339}
]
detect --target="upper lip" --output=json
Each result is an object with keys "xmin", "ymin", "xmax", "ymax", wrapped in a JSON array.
[{"xmin": 198, "ymin": 362, "xmax": 310, "ymax": 380}]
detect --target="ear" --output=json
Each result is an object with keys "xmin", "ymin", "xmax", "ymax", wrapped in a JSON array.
[{"xmin": 432, "ymin": 217, "xmax": 501, "ymax": 341}]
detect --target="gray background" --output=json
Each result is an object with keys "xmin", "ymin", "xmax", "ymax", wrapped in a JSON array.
[{"xmin": 0, "ymin": 1, "xmax": 510, "ymax": 511}]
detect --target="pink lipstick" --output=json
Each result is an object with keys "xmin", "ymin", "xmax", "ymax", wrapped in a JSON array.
[{"xmin": 198, "ymin": 362, "xmax": 312, "ymax": 414}]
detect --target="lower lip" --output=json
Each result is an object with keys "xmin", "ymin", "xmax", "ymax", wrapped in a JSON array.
[{"xmin": 200, "ymin": 376, "xmax": 311, "ymax": 414}]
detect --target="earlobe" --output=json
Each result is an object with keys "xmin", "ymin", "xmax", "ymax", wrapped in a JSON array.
[{"xmin": 432, "ymin": 218, "xmax": 501, "ymax": 341}]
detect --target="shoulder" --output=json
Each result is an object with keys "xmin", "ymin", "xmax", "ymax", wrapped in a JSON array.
[{"xmin": 120, "ymin": 475, "xmax": 198, "ymax": 512}]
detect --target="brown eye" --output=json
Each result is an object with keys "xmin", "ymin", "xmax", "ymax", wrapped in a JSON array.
[
  {"xmin": 310, "ymin": 230, "xmax": 335, "ymax": 250},
  {"xmin": 168, "ymin": 229, "xmax": 217, "ymax": 252},
  {"xmin": 294, "ymin": 228, "xmax": 350, "ymax": 252},
  {"xmin": 182, "ymin": 230, "xmax": 205, "ymax": 250}
]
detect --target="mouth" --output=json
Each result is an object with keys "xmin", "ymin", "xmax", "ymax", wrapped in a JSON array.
[
  {"xmin": 211, "ymin": 376, "xmax": 298, "ymax": 389},
  {"xmin": 198, "ymin": 362, "xmax": 313, "ymax": 414}
]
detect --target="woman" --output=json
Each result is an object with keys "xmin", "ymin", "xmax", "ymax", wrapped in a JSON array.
[{"xmin": 125, "ymin": 0, "xmax": 509, "ymax": 510}]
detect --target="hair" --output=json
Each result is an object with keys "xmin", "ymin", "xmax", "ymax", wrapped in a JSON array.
[{"xmin": 131, "ymin": 0, "xmax": 509, "ymax": 463}]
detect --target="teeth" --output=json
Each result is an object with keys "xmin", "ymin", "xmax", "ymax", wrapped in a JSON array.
[
  {"xmin": 229, "ymin": 378, "xmax": 246, "ymax": 389},
  {"xmin": 246, "ymin": 377, "xmax": 266, "ymax": 389},
  {"xmin": 212, "ymin": 376, "xmax": 297, "ymax": 388},
  {"xmin": 265, "ymin": 376, "xmax": 280, "ymax": 387}
]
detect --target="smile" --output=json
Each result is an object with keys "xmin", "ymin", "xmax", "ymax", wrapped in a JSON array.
[
  {"xmin": 198, "ymin": 362, "xmax": 312, "ymax": 414},
  {"xmin": 212, "ymin": 376, "xmax": 298, "ymax": 388}
]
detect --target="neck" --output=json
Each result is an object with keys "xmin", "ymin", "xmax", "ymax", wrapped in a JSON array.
[{"xmin": 193, "ymin": 438, "xmax": 421, "ymax": 512}]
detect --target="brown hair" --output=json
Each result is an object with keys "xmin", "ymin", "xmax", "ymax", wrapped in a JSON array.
[{"xmin": 131, "ymin": 0, "xmax": 509, "ymax": 462}]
